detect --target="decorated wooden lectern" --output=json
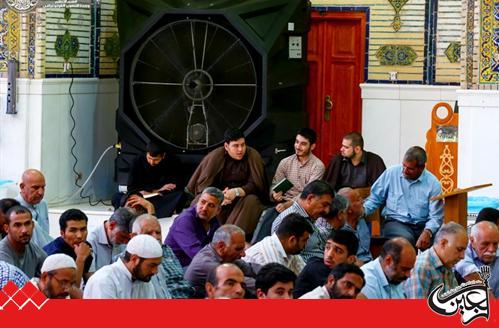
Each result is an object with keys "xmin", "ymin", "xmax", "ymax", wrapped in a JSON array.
[
  {"xmin": 425, "ymin": 102, "xmax": 493, "ymax": 227},
  {"xmin": 431, "ymin": 183, "xmax": 492, "ymax": 227}
]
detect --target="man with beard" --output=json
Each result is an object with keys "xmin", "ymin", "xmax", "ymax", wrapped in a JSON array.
[
  {"xmin": 299, "ymin": 263, "xmax": 365, "ymax": 299},
  {"xmin": 186, "ymin": 128, "xmax": 268, "ymax": 237},
  {"xmin": 455, "ymin": 221, "xmax": 499, "ymax": 297},
  {"xmin": 404, "ymin": 222, "xmax": 468, "ymax": 298},
  {"xmin": 0, "ymin": 205, "xmax": 47, "ymax": 277},
  {"xmin": 32, "ymin": 254, "xmax": 80, "ymax": 299},
  {"xmin": 84, "ymin": 234, "xmax": 162, "ymax": 299},
  {"xmin": 243, "ymin": 213, "xmax": 313, "ymax": 275},
  {"xmin": 205, "ymin": 263, "xmax": 246, "ymax": 299},
  {"xmin": 125, "ymin": 142, "xmax": 184, "ymax": 218},
  {"xmin": 16, "ymin": 169, "xmax": 53, "ymax": 248},
  {"xmin": 252, "ymin": 128, "xmax": 325, "ymax": 243},
  {"xmin": 324, "ymin": 132, "xmax": 385, "ymax": 191},
  {"xmin": 165, "ymin": 187, "xmax": 223, "ymax": 268},
  {"xmin": 359, "ymin": 237, "xmax": 416, "ymax": 299}
]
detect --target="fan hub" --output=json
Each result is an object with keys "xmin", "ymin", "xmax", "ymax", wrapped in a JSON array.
[{"xmin": 182, "ymin": 69, "xmax": 213, "ymax": 101}]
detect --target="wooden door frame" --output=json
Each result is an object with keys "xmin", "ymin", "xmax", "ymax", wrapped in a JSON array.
[{"xmin": 309, "ymin": 10, "xmax": 367, "ymax": 133}]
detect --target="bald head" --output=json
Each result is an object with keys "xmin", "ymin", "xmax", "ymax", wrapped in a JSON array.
[
  {"xmin": 470, "ymin": 221, "xmax": 499, "ymax": 264},
  {"xmin": 132, "ymin": 214, "xmax": 162, "ymax": 242},
  {"xmin": 380, "ymin": 237, "xmax": 416, "ymax": 284},
  {"xmin": 20, "ymin": 169, "xmax": 46, "ymax": 205},
  {"xmin": 337, "ymin": 187, "xmax": 363, "ymax": 221}
]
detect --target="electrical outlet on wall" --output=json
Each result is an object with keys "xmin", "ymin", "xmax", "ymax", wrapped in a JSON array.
[{"xmin": 389, "ymin": 71, "xmax": 398, "ymax": 81}]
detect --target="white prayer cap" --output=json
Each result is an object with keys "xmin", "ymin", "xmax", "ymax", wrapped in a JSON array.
[
  {"xmin": 126, "ymin": 234, "xmax": 162, "ymax": 258},
  {"xmin": 41, "ymin": 254, "xmax": 77, "ymax": 273}
]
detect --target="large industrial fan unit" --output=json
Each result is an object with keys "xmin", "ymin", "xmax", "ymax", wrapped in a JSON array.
[{"xmin": 115, "ymin": 0, "xmax": 311, "ymax": 187}]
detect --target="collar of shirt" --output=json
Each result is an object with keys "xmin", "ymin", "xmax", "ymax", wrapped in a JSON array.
[
  {"xmin": 292, "ymin": 153, "xmax": 312, "ymax": 168},
  {"xmin": 207, "ymin": 244, "xmax": 224, "ymax": 263},
  {"xmin": 429, "ymin": 246, "xmax": 446, "ymax": 271},
  {"xmin": 97, "ymin": 221, "xmax": 111, "ymax": 247},
  {"xmin": 372, "ymin": 258, "xmax": 390, "ymax": 288},
  {"xmin": 293, "ymin": 201, "xmax": 311, "ymax": 219},
  {"xmin": 270, "ymin": 233, "xmax": 289, "ymax": 261},
  {"xmin": 115, "ymin": 257, "xmax": 133, "ymax": 282}
]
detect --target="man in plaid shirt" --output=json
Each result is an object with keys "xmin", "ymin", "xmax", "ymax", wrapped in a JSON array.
[{"xmin": 403, "ymin": 222, "xmax": 468, "ymax": 298}]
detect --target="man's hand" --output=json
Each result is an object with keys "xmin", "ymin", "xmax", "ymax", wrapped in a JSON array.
[
  {"xmin": 74, "ymin": 242, "xmax": 92, "ymax": 262},
  {"xmin": 158, "ymin": 183, "xmax": 176, "ymax": 192},
  {"xmin": 276, "ymin": 200, "xmax": 293, "ymax": 213},
  {"xmin": 416, "ymin": 229, "xmax": 432, "ymax": 250},
  {"xmin": 126, "ymin": 195, "xmax": 156, "ymax": 214},
  {"xmin": 271, "ymin": 191, "xmax": 283, "ymax": 202},
  {"xmin": 222, "ymin": 187, "xmax": 235, "ymax": 206}
]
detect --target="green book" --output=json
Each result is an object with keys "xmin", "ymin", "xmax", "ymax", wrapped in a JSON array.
[{"xmin": 272, "ymin": 178, "xmax": 294, "ymax": 194}]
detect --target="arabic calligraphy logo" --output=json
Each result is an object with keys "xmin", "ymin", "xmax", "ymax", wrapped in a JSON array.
[
  {"xmin": 5, "ymin": 0, "xmax": 39, "ymax": 13},
  {"xmin": 427, "ymin": 266, "xmax": 491, "ymax": 325}
]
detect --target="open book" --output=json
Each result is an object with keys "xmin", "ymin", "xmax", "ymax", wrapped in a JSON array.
[
  {"xmin": 272, "ymin": 178, "xmax": 293, "ymax": 194},
  {"xmin": 143, "ymin": 192, "xmax": 161, "ymax": 199}
]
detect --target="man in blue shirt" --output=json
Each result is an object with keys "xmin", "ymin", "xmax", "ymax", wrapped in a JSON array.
[
  {"xmin": 359, "ymin": 237, "xmax": 416, "ymax": 299},
  {"xmin": 363, "ymin": 146, "xmax": 443, "ymax": 249}
]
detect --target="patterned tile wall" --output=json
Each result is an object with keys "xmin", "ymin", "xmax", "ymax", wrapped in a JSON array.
[
  {"xmin": 435, "ymin": 0, "xmax": 461, "ymax": 83},
  {"xmin": 99, "ymin": 0, "xmax": 119, "ymax": 76}
]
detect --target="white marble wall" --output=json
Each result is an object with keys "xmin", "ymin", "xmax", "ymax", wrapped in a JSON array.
[
  {"xmin": 0, "ymin": 78, "xmax": 119, "ymax": 205},
  {"xmin": 457, "ymin": 90, "xmax": 499, "ymax": 197},
  {"xmin": 360, "ymin": 84, "xmax": 458, "ymax": 167}
]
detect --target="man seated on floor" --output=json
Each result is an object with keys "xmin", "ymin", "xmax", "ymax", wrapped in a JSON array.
[
  {"xmin": 43, "ymin": 209, "xmax": 93, "ymax": 287},
  {"xmin": 31, "ymin": 254, "xmax": 81, "ymax": 299},
  {"xmin": 293, "ymin": 229, "xmax": 358, "ymax": 298},
  {"xmin": 404, "ymin": 222, "xmax": 468, "ymax": 299},
  {"xmin": 131, "ymin": 214, "xmax": 193, "ymax": 298},
  {"xmin": 338, "ymin": 187, "xmax": 372, "ymax": 264},
  {"xmin": 359, "ymin": 237, "xmax": 416, "ymax": 299},
  {"xmin": 243, "ymin": 213, "xmax": 312, "ymax": 275},
  {"xmin": 455, "ymin": 221, "xmax": 499, "ymax": 297},
  {"xmin": 0, "ymin": 205, "xmax": 46, "ymax": 278},
  {"xmin": 324, "ymin": 131, "xmax": 386, "ymax": 191},
  {"xmin": 253, "ymin": 128, "xmax": 325, "ymax": 243},
  {"xmin": 363, "ymin": 146, "xmax": 443, "ymax": 249},
  {"xmin": 299, "ymin": 263, "xmax": 365, "ymax": 299},
  {"xmin": 184, "ymin": 224, "xmax": 259, "ymax": 298},
  {"xmin": 84, "ymin": 234, "xmax": 162, "ymax": 299},
  {"xmin": 256, "ymin": 263, "xmax": 297, "ymax": 299},
  {"xmin": 16, "ymin": 169, "xmax": 53, "ymax": 248},
  {"xmin": 186, "ymin": 128, "xmax": 268, "ymax": 238},
  {"xmin": 0, "ymin": 198, "xmax": 19, "ymax": 239},
  {"xmin": 0, "ymin": 260, "xmax": 29, "ymax": 289},
  {"xmin": 87, "ymin": 207, "xmax": 136, "ymax": 270},
  {"xmin": 165, "ymin": 187, "xmax": 223, "ymax": 268},
  {"xmin": 205, "ymin": 263, "xmax": 246, "ymax": 299},
  {"xmin": 271, "ymin": 180, "xmax": 334, "ymax": 262},
  {"xmin": 124, "ymin": 141, "xmax": 184, "ymax": 218}
]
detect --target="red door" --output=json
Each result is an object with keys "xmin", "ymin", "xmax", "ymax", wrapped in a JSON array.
[{"xmin": 307, "ymin": 11, "xmax": 366, "ymax": 164}]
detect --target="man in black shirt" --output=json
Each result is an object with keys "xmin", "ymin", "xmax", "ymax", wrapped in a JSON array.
[{"xmin": 127, "ymin": 142, "xmax": 184, "ymax": 217}]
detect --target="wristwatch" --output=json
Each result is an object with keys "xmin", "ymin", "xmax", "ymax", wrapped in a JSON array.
[{"xmin": 234, "ymin": 188, "xmax": 241, "ymax": 197}]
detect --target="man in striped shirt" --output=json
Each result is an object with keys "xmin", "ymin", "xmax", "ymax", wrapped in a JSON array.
[
  {"xmin": 252, "ymin": 128, "xmax": 325, "ymax": 244},
  {"xmin": 271, "ymin": 180, "xmax": 334, "ymax": 262},
  {"xmin": 243, "ymin": 213, "xmax": 313, "ymax": 275},
  {"xmin": 404, "ymin": 222, "xmax": 468, "ymax": 298}
]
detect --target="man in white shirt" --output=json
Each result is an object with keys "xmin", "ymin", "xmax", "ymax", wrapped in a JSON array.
[
  {"xmin": 31, "ymin": 253, "xmax": 80, "ymax": 299},
  {"xmin": 84, "ymin": 234, "xmax": 162, "ymax": 299},
  {"xmin": 299, "ymin": 263, "xmax": 364, "ymax": 299},
  {"xmin": 243, "ymin": 213, "xmax": 312, "ymax": 275}
]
